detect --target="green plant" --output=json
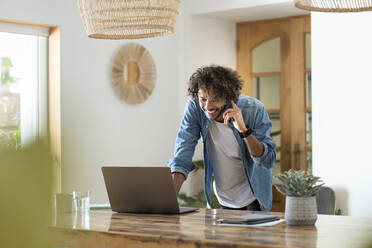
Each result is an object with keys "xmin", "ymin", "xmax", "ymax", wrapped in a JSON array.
[
  {"xmin": 274, "ymin": 169, "xmax": 324, "ymax": 197},
  {"xmin": 178, "ymin": 190, "xmax": 219, "ymax": 208},
  {"xmin": 270, "ymin": 130, "xmax": 281, "ymax": 137},
  {"xmin": 1, "ymin": 57, "xmax": 15, "ymax": 88},
  {"xmin": 193, "ymin": 160, "xmax": 204, "ymax": 171},
  {"xmin": 177, "ymin": 160, "xmax": 220, "ymax": 208},
  {"xmin": 0, "ymin": 126, "xmax": 21, "ymax": 150},
  {"xmin": 0, "ymin": 56, "xmax": 20, "ymax": 150}
]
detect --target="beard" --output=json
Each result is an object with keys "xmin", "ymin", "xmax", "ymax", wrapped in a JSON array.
[{"xmin": 203, "ymin": 104, "xmax": 226, "ymax": 122}]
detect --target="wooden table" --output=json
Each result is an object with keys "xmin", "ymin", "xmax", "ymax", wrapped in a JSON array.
[{"xmin": 52, "ymin": 209, "xmax": 372, "ymax": 248}]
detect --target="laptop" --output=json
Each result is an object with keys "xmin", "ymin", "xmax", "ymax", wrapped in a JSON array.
[{"xmin": 102, "ymin": 166, "xmax": 199, "ymax": 214}]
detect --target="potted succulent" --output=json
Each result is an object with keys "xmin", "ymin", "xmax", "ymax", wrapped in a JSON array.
[{"xmin": 274, "ymin": 169, "xmax": 324, "ymax": 225}]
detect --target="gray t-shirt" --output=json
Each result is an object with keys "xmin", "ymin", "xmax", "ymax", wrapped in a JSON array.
[{"xmin": 206, "ymin": 120, "xmax": 255, "ymax": 208}]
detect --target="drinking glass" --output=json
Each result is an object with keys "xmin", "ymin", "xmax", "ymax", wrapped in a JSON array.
[
  {"xmin": 54, "ymin": 193, "xmax": 74, "ymax": 213},
  {"xmin": 72, "ymin": 191, "xmax": 90, "ymax": 212}
]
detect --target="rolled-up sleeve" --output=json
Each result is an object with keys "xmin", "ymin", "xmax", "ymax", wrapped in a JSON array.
[
  {"xmin": 167, "ymin": 99, "xmax": 201, "ymax": 179},
  {"xmin": 251, "ymin": 105, "xmax": 276, "ymax": 169}
]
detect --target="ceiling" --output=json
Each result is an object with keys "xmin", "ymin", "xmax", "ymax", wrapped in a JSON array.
[{"xmin": 191, "ymin": 1, "xmax": 309, "ymax": 22}]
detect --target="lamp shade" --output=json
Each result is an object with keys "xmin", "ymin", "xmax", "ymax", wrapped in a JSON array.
[
  {"xmin": 78, "ymin": 0, "xmax": 180, "ymax": 39},
  {"xmin": 294, "ymin": 0, "xmax": 372, "ymax": 12}
]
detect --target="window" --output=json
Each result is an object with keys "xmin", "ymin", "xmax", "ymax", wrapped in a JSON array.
[{"xmin": 0, "ymin": 22, "xmax": 49, "ymax": 149}]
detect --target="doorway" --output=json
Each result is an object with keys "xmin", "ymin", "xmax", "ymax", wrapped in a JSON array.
[{"xmin": 236, "ymin": 15, "xmax": 311, "ymax": 211}]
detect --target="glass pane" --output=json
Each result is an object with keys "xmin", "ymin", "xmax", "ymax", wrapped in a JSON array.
[
  {"xmin": 0, "ymin": 32, "xmax": 42, "ymax": 149},
  {"xmin": 252, "ymin": 37, "xmax": 280, "ymax": 73},
  {"xmin": 306, "ymin": 72, "xmax": 312, "ymax": 108},
  {"xmin": 305, "ymin": 33, "xmax": 311, "ymax": 69},
  {"xmin": 270, "ymin": 114, "xmax": 281, "ymax": 148},
  {"xmin": 307, "ymin": 151, "xmax": 312, "ymax": 174},
  {"xmin": 272, "ymin": 151, "xmax": 281, "ymax": 181},
  {"xmin": 306, "ymin": 112, "xmax": 312, "ymax": 146},
  {"xmin": 270, "ymin": 113, "xmax": 281, "ymax": 180},
  {"xmin": 252, "ymin": 76, "xmax": 280, "ymax": 109}
]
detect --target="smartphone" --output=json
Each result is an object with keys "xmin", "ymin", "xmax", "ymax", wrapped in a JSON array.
[{"xmin": 223, "ymin": 101, "xmax": 234, "ymax": 123}]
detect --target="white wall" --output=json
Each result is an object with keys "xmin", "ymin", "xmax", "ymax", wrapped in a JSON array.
[
  {"xmin": 0, "ymin": 0, "xmax": 181, "ymax": 204},
  {"xmin": 177, "ymin": 14, "xmax": 236, "ymax": 195},
  {"xmin": 312, "ymin": 12, "xmax": 372, "ymax": 217},
  {"xmin": 9, "ymin": 1, "xmax": 360, "ymax": 213},
  {"xmin": 0, "ymin": 0, "xmax": 237, "ymax": 203},
  {"xmin": 181, "ymin": 15, "xmax": 236, "ymax": 113}
]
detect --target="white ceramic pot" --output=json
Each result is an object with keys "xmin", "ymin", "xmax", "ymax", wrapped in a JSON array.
[{"xmin": 285, "ymin": 195, "xmax": 317, "ymax": 225}]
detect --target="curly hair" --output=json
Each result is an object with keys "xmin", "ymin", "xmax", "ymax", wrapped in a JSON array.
[{"xmin": 188, "ymin": 65, "xmax": 243, "ymax": 103}]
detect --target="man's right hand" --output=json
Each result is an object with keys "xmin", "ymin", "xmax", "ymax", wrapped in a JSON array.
[{"xmin": 172, "ymin": 172, "xmax": 185, "ymax": 195}]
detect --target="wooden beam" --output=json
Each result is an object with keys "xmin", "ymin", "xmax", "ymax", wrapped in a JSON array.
[
  {"xmin": 251, "ymin": 72, "xmax": 281, "ymax": 78},
  {"xmin": 49, "ymin": 26, "xmax": 62, "ymax": 194}
]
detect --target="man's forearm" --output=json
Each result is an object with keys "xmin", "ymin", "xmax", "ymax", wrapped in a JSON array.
[
  {"xmin": 244, "ymin": 135, "xmax": 264, "ymax": 157},
  {"xmin": 172, "ymin": 172, "xmax": 185, "ymax": 195}
]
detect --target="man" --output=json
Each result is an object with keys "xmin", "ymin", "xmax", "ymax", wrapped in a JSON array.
[{"xmin": 168, "ymin": 65, "xmax": 276, "ymax": 211}]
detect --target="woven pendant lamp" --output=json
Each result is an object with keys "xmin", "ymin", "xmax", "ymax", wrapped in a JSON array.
[
  {"xmin": 294, "ymin": 0, "xmax": 372, "ymax": 12},
  {"xmin": 78, "ymin": 0, "xmax": 181, "ymax": 39}
]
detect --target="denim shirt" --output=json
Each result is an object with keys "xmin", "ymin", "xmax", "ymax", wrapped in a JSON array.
[{"xmin": 167, "ymin": 95, "xmax": 276, "ymax": 211}]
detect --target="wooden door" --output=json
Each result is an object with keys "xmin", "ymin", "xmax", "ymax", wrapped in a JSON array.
[{"xmin": 236, "ymin": 16, "xmax": 311, "ymax": 212}]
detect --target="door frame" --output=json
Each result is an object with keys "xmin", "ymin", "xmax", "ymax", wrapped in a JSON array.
[{"xmin": 236, "ymin": 15, "xmax": 311, "ymax": 211}]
